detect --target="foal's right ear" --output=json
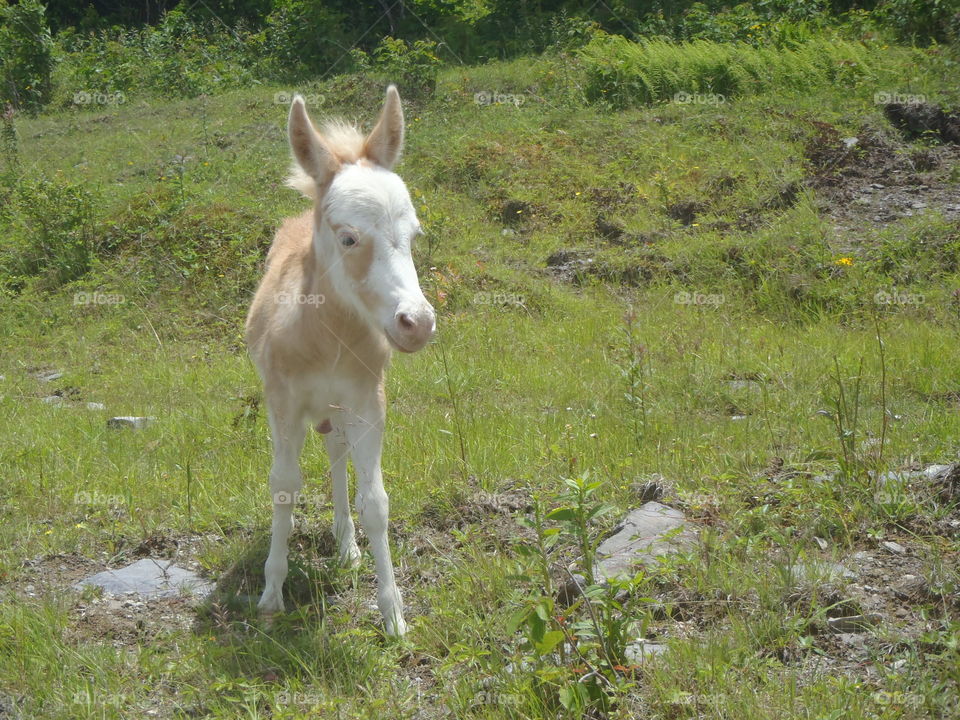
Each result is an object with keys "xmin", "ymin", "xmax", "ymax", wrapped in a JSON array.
[{"xmin": 288, "ymin": 95, "xmax": 339, "ymax": 186}]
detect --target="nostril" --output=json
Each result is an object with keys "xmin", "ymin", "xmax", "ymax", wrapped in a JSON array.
[{"xmin": 397, "ymin": 312, "xmax": 415, "ymax": 331}]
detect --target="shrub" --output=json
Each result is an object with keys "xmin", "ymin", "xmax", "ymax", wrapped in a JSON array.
[
  {"xmin": 349, "ymin": 37, "xmax": 442, "ymax": 95},
  {"xmin": 0, "ymin": 173, "xmax": 97, "ymax": 289}
]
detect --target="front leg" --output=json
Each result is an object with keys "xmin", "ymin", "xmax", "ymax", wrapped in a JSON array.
[
  {"xmin": 259, "ymin": 411, "xmax": 307, "ymax": 614},
  {"xmin": 343, "ymin": 401, "xmax": 407, "ymax": 637}
]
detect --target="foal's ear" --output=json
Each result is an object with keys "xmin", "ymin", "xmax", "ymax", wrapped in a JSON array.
[
  {"xmin": 288, "ymin": 95, "xmax": 339, "ymax": 186},
  {"xmin": 363, "ymin": 85, "xmax": 405, "ymax": 170}
]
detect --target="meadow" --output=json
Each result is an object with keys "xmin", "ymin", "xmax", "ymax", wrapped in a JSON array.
[{"xmin": 1, "ymin": 7, "xmax": 959, "ymax": 718}]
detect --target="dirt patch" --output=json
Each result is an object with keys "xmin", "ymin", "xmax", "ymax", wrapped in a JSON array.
[
  {"xmin": 802, "ymin": 118, "xmax": 960, "ymax": 246},
  {"xmin": 884, "ymin": 102, "xmax": 960, "ymax": 145},
  {"xmin": 66, "ymin": 593, "xmax": 199, "ymax": 646}
]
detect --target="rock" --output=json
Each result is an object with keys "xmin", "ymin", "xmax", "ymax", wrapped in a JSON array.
[
  {"xmin": 792, "ymin": 561, "xmax": 856, "ymax": 583},
  {"xmin": 624, "ymin": 639, "xmax": 667, "ymax": 664},
  {"xmin": 594, "ymin": 502, "xmax": 696, "ymax": 581},
  {"xmin": 881, "ymin": 541, "xmax": 906, "ymax": 554},
  {"xmin": 555, "ymin": 573, "xmax": 588, "ymax": 608},
  {"xmin": 893, "ymin": 574, "xmax": 930, "ymax": 601},
  {"xmin": 107, "ymin": 416, "xmax": 155, "ymax": 430},
  {"xmin": 813, "ymin": 536, "xmax": 829, "ymax": 551},
  {"xmin": 73, "ymin": 558, "xmax": 213, "ymax": 599},
  {"xmin": 42, "ymin": 395, "xmax": 67, "ymax": 406},
  {"xmin": 85, "ymin": 402, "xmax": 106, "ymax": 411},
  {"xmin": 631, "ymin": 478, "xmax": 664, "ymax": 504},
  {"xmin": 922, "ymin": 464, "xmax": 953, "ymax": 480},
  {"xmin": 827, "ymin": 613, "xmax": 882, "ymax": 633},
  {"xmin": 842, "ymin": 137, "xmax": 859, "ymax": 149},
  {"xmin": 37, "ymin": 370, "xmax": 63, "ymax": 382}
]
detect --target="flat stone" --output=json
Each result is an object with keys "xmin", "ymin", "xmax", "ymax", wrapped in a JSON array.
[
  {"xmin": 792, "ymin": 560, "xmax": 856, "ymax": 583},
  {"xmin": 37, "ymin": 371, "xmax": 63, "ymax": 382},
  {"xmin": 73, "ymin": 558, "xmax": 213, "ymax": 599},
  {"xmin": 107, "ymin": 416, "xmax": 155, "ymax": 429},
  {"xmin": 881, "ymin": 541, "xmax": 906, "ymax": 554},
  {"xmin": 42, "ymin": 395, "xmax": 67, "ymax": 406},
  {"xmin": 923, "ymin": 464, "xmax": 955, "ymax": 480},
  {"xmin": 594, "ymin": 502, "xmax": 696, "ymax": 581},
  {"xmin": 85, "ymin": 402, "xmax": 106, "ymax": 411}
]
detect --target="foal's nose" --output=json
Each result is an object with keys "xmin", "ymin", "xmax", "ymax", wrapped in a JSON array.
[{"xmin": 392, "ymin": 303, "xmax": 435, "ymax": 352}]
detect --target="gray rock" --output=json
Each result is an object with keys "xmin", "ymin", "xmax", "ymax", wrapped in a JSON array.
[
  {"xmin": 107, "ymin": 416, "xmax": 155, "ymax": 429},
  {"xmin": 881, "ymin": 541, "xmax": 906, "ymax": 554},
  {"xmin": 73, "ymin": 558, "xmax": 213, "ymax": 599},
  {"xmin": 42, "ymin": 395, "xmax": 67, "ymax": 406},
  {"xmin": 37, "ymin": 370, "xmax": 63, "ymax": 382},
  {"xmin": 923, "ymin": 463, "xmax": 956, "ymax": 480},
  {"xmin": 595, "ymin": 502, "xmax": 696, "ymax": 581},
  {"xmin": 85, "ymin": 402, "xmax": 106, "ymax": 411}
]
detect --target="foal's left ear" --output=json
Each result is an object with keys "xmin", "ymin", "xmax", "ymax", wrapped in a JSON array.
[{"xmin": 363, "ymin": 85, "xmax": 405, "ymax": 170}]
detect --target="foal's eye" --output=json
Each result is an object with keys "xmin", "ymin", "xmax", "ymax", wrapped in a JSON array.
[{"xmin": 340, "ymin": 233, "xmax": 357, "ymax": 248}]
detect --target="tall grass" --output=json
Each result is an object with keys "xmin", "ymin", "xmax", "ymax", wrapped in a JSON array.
[{"xmin": 580, "ymin": 33, "xmax": 896, "ymax": 107}]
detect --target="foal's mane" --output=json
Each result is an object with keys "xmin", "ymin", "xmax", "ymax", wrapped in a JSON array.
[{"xmin": 285, "ymin": 119, "xmax": 366, "ymax": 200}]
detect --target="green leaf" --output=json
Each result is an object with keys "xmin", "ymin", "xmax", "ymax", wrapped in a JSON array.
[
  {"xmin": 548, "ymin": 507, "xmax": 577, "ymax": 522},
  {"xmin": 534, "ymin": 629, "xmax": 565, "ymax": 654}
]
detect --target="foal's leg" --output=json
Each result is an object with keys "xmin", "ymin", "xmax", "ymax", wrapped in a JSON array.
[
  {"xmin": 258, "ymin": 408, "xmax": 307, "ymax": 614},
  {"xmin": 324, "ymin": 424, "xmax": 361, "ymax": 567},
  {"xmin": 343, "ymin": 401, "xmax": 406, "ymax": 636}
]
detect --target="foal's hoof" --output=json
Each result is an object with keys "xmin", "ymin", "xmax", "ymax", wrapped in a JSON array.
[
  {"xmin": 339, "ymin": 543, "xmax": 362, "ymax": 569},
  {"xmin": 385, "ymin": 615, "xmax": 408, "ymax": 638},
  {"xmin": 257, "ymin": 590, "xmax": 285, "ymax": 614}
]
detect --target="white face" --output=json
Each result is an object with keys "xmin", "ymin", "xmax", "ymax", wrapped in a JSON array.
[{"xmin": 318, "ymin": 163, "xmax": 436, "ymax": 353}]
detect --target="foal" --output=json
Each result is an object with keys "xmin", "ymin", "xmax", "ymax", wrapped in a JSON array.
[{"xmin": 245, "ymin": 86, "xmax": 435, "ymax": 636}]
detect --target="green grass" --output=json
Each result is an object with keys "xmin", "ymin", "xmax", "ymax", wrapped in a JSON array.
[{"xmin": 1, "ymin": 36, "xmax": 959, "ymax": 719}]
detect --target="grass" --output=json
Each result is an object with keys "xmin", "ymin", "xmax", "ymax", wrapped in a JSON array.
[{"xmin": 1, "ymin": 35, "xmax": 959, "ymax": 718}]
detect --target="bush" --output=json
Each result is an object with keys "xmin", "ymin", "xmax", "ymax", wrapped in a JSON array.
[
  {"xmin": 349, "ymin": 37, "xmax": 442, "ymax": 95},
  {"xmin": 0, "ymin": 0, "xmax": 55, "ymax": 111},
  {"xmin": 54, "ymin": 9, "xmax": 265, "ymax": 103},
  {"xmin": 0, "ymin": 172, "xmax": 97, "ymax": 289},
  {"xmin": 875, "ymin": 0, "xmax": 960, "ymax": 43}
]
